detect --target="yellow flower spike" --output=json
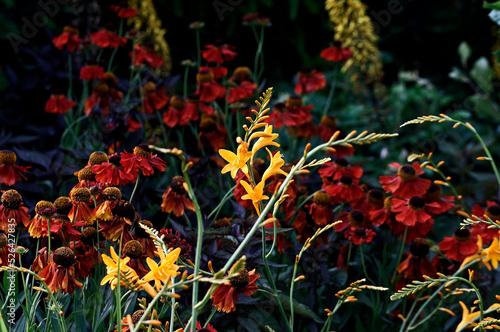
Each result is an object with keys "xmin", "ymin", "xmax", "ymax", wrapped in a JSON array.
[
  {"xmin": 261, "ymin": 149, "xmax": 288, "ymax": 183},
  {"xmin": 456, "ymin": 301, "xmax": 480, "ymax": 332},
  {"xmin": 219, "ymin": 142, "xmax": 252, "ymax": 178},
  {"xmin": 144, "ymin": 247, "xmax": 182, "ymax": 291},
  {"xmin": 240, "ymin": 180, "xmax": 269, "ymax": 215},
  {"xmin": 250, "ymin": 125, "xmax": 279, "ymax": 156}
]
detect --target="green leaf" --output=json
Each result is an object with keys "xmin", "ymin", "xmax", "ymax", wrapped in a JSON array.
[
  {"xmin": 470, "ymin": 57, "xmax": 494, "ymax": 94},
  {"xmin": 449, "ymin": 67, "xmax": 468, "ymax": 83},
  {"xmin": 468, "ymin": 94, "xmax": 500, "ymax": 120},
  {"xmin": 278, "ymin": 293, "xmax": 324, "ymax": 324},
  {"xmin": 458, "ymin": 41, "xmax": 471, "ymax": 67},
  {"xmin": 484, "ymin": 1, "xmax": 500, "ymax": 10}
]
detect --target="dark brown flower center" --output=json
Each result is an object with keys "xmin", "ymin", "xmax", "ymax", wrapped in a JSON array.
[
  {"xmin": 453, "ymin": 228, "xmax": 471, "ymax": 242},
  {"xmin": 410, "ymin": 238, "xmax": 429, "ymax": 258},
  {"xmin": 348, "ymin": 210, "xmax": 365, "ymax": 227},
  {"xmin": 170, "ymin": 96, "xmax": 186, "ymax": 110},
  {"xmin": 134, "ymin": 144, "xmax": 152, "ymax": 158},
  {"xmin": 102, "ymin": 187, "xmax": 122, "ymax": 201},
  {"xmin": 170, "ymin": 176, "xmax": 187, "ymax": 194},
  {"xmin": 384, "ymin": 196, "xmax": 393, "ymax": 211},
  {"xmin": 136, "ymin": 220, "xmax": 154, "ymax": 238},
  {"xmin": 53, "ymin": 247, "xmax": 75, "ymax": 268},
  {"xmin": 199, "ymin": 114, "xmax": 216, "ymax": 131},
  {"xmin": 187, "ymin": 93, "xmax": 200, "ymax": 104},
  {"xmin": 197, "ymin": 70, "xmax": 214, "ymax": 83},
  {"xmin": 35, "ymin": 200, "xmax": 56, "ymax": 217},
  {"xmin": 426, "ymin": 183, "xmax": 442, "ymax": 200},
  {"xmin": 286, "ymin": 95, "xmax": 303, "ymax": 107},
  {"xmin": 232, "ymin": 66, "xmax": 252, "ymax": 81},
  {"xmin": 54, "ymin": 196, "xmax": 72, "ymax": 215},
  {"xmin": 0, "ymin": 150, "xmax": 16, "ymax": 166},
  {"xmin": 398, "ymin": 165, "xmax": 417, "ymax": 182},
  {"xmin": 230, "ymin": 268, "xmax": 250, "ymax": 289},
  {"xmin": 123, "ymin": 240, "xmax": 144, "ymax": 259},
  {"xmin": 486, "ymin": 205, "xmax": 500, "ymax": 220},
  {"xmin": 367, "ymin": 189, "xmax": 384, "ymax": 206},
  {"xmin": 273, "ymin": 102, "xmax": 286, "ymax": 113},
  {"xmin": 55, "ymin": 214, "xmax": 71, "ymax": 224},
  {"xmin": 109, "ymin": 154, "xmax": 122, "ymax": 166},
  {"xmin": 89, "ymin": 151, "xmax": 109, "ymax": 166},
  {"xmin": 313, "ymin": 191, "xmax": 331, "ymax": 205},
  {"xmin": 0, "ymin": 234, "xmax": 7, "ymax": 249},
  {"xmin": 320, "ymin": 115, "xmax": 337, "ymax": 128},
  {"xmin": 71, "ymin": 187, "xmax": 92, "ymax": 203},
  {"xmin": 339, "ymin": 175, "xmax": 353, "ymax": 185},
  {"xmin": 408, "ymin": 196, "xmax": 425, "ymax": 210},
  {"xmin": 113, "ymin": 200, "xmax": 136, "ymax": 221},
  {"xmin": 354, "ymin": 228, "xmax": 367, "ymax": 237},
  {"xmin": 81, "ymin": 227, "xmax": 98, "ymax": 246},
  {"xmin": 131, "ymin": 310, "xmax": 149, "ymax": 324},
  {"xmin": 93, "ymin": 83, "xmax": 109, "ymax": 97},
  {"xmin": 1, "ymin": 190, "xmax": 22, "ymax": 209},
  {"xmin": 78, "ymin": 168, "xmax": 95, "ymax": 182},
  {"xmin": 334, "ymin": 157, "xmax": 348, "ymax": 168}
]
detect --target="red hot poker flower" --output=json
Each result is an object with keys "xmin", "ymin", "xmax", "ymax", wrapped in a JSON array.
[
  {"xmin": 201, "ymin": 39, "xmax": 237, "ymax": 64},
  {"xmin": 90, "ymin": 23, "xmax": 127, "ymax": 48},
  {"xmin": 110, "ymin": 2, "xmax": 139, "ymax": 18},
  {"xmin": 120, "ymin": 144, "xmax": 167, "ymax": 177},
  {"xmin": 0, "ymin": 150, "xmax": 30, "ymax": 186},
  {"xmin": 379, "ymin": 162, "xmax": 431, "ymax": 198},
  {"xmin": 211, "ymin": 268, "xmax": 259, "ymax": 313},
  {"xmin": 438, "ymin": 228, "xmax": 477, "ymax": 262},
  {"xmin": 45, "ymin": 90, "xmax": 77, "ymax": 114},
  {"xmin": 294, "ymin": 67, "xmax": 327, "ymax": 95},
  {"xmin": 52, "ymin": 25, "xmax": 80, "ymax": 51}
]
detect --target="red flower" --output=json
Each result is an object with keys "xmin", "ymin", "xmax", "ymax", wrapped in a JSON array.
[
  {"xmin": 0, "ymin": 190, "xmax": 31, "ymax": 230},
  {"xmin": 309, "ymin": 191, "xmax": 334, "ymax": 226},
  {"xmin": 320, "ymin": 42, "xmax": 353, "ymax": 62},
  {"xmin": 317, "ymin": 115, "xmax": 338, "ymax": 142},
  {"xmin": 29, "ymin": 201, "xmax": 57, "ymax": 239},
  {"xmin": 319, "ymin": 158, "xmax": 363, "ymax": 183},
  {"xmin": 185, "ymin": 93, "xmax": 215, "ymax": 117},
  {"xmin": 201, "ymin": 62, "xmax": 228, "ymax": 80},
  {"xmin": 323, "ymin": 174, "xmax": 364, "ymax": 203},
  {"xmin": 389, "ymin": 218, "xmax": 434, "ymax": 244},
  {"xmin": 210, "ymin": 268, "xmax": 259, "ymax": 313},
  {"xmin": 439, "ymin": 228, "xmax": 477, "ymax": 262},
  {"xmin": 424, "ymin": 183, "xmax": 454, "ymax": 214},
  {"xmin": 391, "ymin": 196, "xmax": 442, "ymax": 227},
  {"xmin": 110, "ymin": 2, "xmax": 138, "ymax": 18},
  {"xmin": 45, "ymin": 91, "xmax": 77, "ymax": 114},
  {"xmin": 201, "ymin": 39, "xmax": 237, "ymax": 64},
  {"xmin": 196, "ymin": 69, "xmax": 227, "ymax": 103},
  {"xmin": 161, "ymin": 176, "xmax": 195, "ymax": 217},
  {"xmin": 265, "ymin": 96, "xmax": 313, "ymax": 129},
  {"xmin": 120, "ymin": 144, "xmax": 167, "ymax": 177},
  {"xmin": 227, "ymin": 67, "xmax": 257, "ymax": 103},
  {"xmin": 294, "ymin": 67, "xmax": 327, "ymax": 95},
  {"xmin": 91, "ymin": 153, "xmax": 138, "ymax": 186},
  {"xmin": 288, "ymin": 121, "xmax": 317, "ymax": 139},
  {"xmin": 52, "ymin": 25, "xmax": 80, "ymax": 51},
  {"xmin": 90, "ymin": 24, "xmax": 127, "ymax": 48},
  {"xmin": 142, "ymin": 82, "xmax": 169, "ymax": 114},
  {"xmin": 50, "ymin": 215, "xmax": 84, "ymax": 242},
  {"xmin": 345, "ymin": 227, "xmax": 376, "ymax": 245},
  {"xmin": 379, "ymin": 162, "xmax": 431, "ymax": 198},
  {"xmin": 0, "ymin": 150, "xmax": 30, "ymax": 186},
  {"xmin": 162, "ymin": 96, "xmax": 194, "ymax": 128},
  {"xmin": 84, "ymin": 83, "xmax": 111, "ymax": 116},
  {"xmin": 199, "ymin": 114, "xmax": 227, "ymax": 151},
  {"xmin": 38, "ymin": 247, "xmax": 83, "ymax": 295},
  {"xmin": 99, "ymin": 200, "xmax": 135, "ymax": 242},
  {"xmin": 395, "ymin": 238, "xmax": 436, "ymax": 291},
  {"xmin": 369, "ymin": 196, "xmax": 393, "ymax": 227},
  {"xmin": 233, "ymin": 171, "xmax": 255, "ymax": 211},
  {"xmin": 79, "ymin": 59, "xmax": 105, "ymax": 80},
  {"xmin": 131, "ymin": 43, "xmax": 164, "ymax": 69},
  {"xmin": 68, "ymin": 187, "xmax": 95, "ymax": 226}
]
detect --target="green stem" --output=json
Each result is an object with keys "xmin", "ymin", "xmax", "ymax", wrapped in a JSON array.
[
  {"xmin": 359, "ymin": 243, "xmax": 376, "ymax": 285},
  {"xmin": 322, "ymin": 65, "xmax": 339, "ymax": 117},
  {"xmin": 67, "ymin": 53, "xmax": 73, "ymax": 98},
  {"xmin": 252, "ymin": 26, "xmax": 265, "ymax": 84},
  {"xmin": 115, "ymin": 232, "xmax": 124, "ymax": 331},
  {"xmin": 196, "ymin": 29, "xmax": 201, "ymax": 68},
  {"xmin": 204, "ymin": 308, "xmax": 217, "ymax": 327},
  {"xmin": 206, "ymin": 185, "xmax": 236, "ymax": 224},
  {"xmin": 391, "ymin": 226, "xmax": 408, "ymax": 284},
  {"xmin": 169, "ymin": 276, "xmax": 176, "ymax": 332},
  {"xmin": 107, "ymin": 19, "xmax": 124, "ymax": 72},
  {"xmin": 183, "ymin": 65, "xmax": 190, "ymax": 99},
  {"xmin": 129, "ymin": 171, "xmax": 141, "ymax": 203}
]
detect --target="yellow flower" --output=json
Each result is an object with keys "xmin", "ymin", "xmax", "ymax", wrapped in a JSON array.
[
  {"xmin": 240, "ymin": 180, "xmax": 269, "ymax": 215},
  {"xmin": 144, "ymin": 247, "xmax": 181, "ymax": 291},
  {"xmin": 261, "ymin": 149, "xmax": 288, "ymax": 183},
  {"xmin": 250, "ymin": 125, "xmax": 279, "ymax": 157},
  {"xmin": 456, "ymin": 301, "xmax": 480, "ymax": 332},
  {"xmin": 219, "ymin": 142, "xmax": 252, "ymax": 178},
  {"xmin": 482, "ymin": 237, "xmax": 500, "ymax": 270},
  {"xmin": 100, "ymin": 246, "xmax": 136, "ymax": 289},
  {"xmin": 460, "ymin": 235, "xmax": 485, "ymax": 270}
]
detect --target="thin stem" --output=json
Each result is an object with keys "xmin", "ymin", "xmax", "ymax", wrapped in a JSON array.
[
  {"xmin": 391, "ymin": 226, "xmax": 408, "ymax": 284},
  {"xmin": 115, "ymin": 232, "xmax": 124, "ymax": 331},
  {"xmin": 207, "ymin": 185, "xmax": 236, "ymax": 224},
  {"xmin": 129, "ymin": 171, "xmax": 141, "ymax": 203},
  {"xmin": 196, "ymin": 29, "xmax": 201, "ymax": 68},
  {"xmin": 107, "ymin": 19, "xmax": 124, "ymax": 72},
  {"xmin": 183, "ymin": 66, "xmax": 190, "ymax": 99},
  {"xmin": 67, "ymin": 53, "xmax": 73, "ymax": 98},
  {"xmin": 169, "ymin": 276, "xmax": 176, "ymax": 332},
  {"xmin": 359, "ymin": 243, "xmax": 376, "ymax": 285},
  {"xmin": 322, "ymin": 65, "xmax": 339, "ymax": 117},
  {"xmin": 204, "ymin": 308, "xmax": 217, "ymax": 327}
]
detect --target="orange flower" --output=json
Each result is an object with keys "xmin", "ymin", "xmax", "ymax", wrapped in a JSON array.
[
  {"xmin": 211, "ymin": 268, "xmax": 259, "ymax": 313},
  {"xmin": 38, "ymin": 247, "xmax": 83, "ymax": 295},
  {"xmin": 219, "ymin": 142, "xmax": 252, "ymax": 178},
  {"xmin": 240, "ymin": 180, "xmax": 268, "ymax": 215},
  {"xmin": 161, "ymin": 176, "xmax": 195, "ymax": 217}
]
